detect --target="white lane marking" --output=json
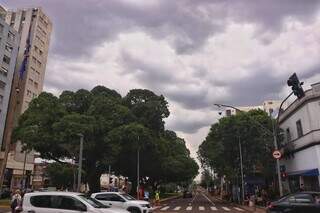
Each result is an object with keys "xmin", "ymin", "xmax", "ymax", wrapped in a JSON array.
[
  {"xmin": 186, "ymin": 206, "xmax": 192, "ymax": 211},
  {"xmin": 199, "ymin": 206, "xmax": 205, "ymax": 211},
  {"xmin": 201, "ymin": 193, "xmax": 215, "ymax": 206},
  {"xmin": 222, "ymin": 206, "xmax": 231, "ymax": 211},
  {"xmin": 211, "ymin": 206, "xmax": 218, "ymax": 211},
  {"xmin": 173, "ymin": 206, "xmax": 181, "ymax": 211},
  {"xmin": 234, "ymin": 207, "xmax": 244, "ymax": 211},
  {"xmin": 160, "ymin": 206, "xmax": 170, "ymax": 211},
  {"xmin": 190, "ymin": 191, "xmax": 198, "ymax": 204}
]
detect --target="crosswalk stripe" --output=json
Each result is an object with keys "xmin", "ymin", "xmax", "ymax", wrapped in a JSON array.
[
  {"xmin": 173, "ymin": 206, "xmax": 181, "ymax": 211},
  {"xmin": 160, "ymin": 206, "xmax": 170, "ymax": 211},
  {"xmin": 234, "ymin": 207, "xmax": 244, "ymax": 211},
  {"xmin": 211, "ymin": 206, "xmax": 218, "ymax": 211},
  {"xmin": 222, "ymin": 207, "xmax": 231, "ymax": 211},
  {"xmin": 186, "ymin": 206, "xmax": 192, "ymax": 211},
  {"xmin": 199, "ymin": 206, "xmax": 205, "ymax": 210}
]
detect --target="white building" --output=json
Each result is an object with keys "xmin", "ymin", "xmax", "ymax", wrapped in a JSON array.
[
  {"xmin": 224, "ymin": 100, "xmax": 283, "ymax": 117},
  {"xmin": 279, "ymin": 82, "xmax": 320, "ymax": 193}
]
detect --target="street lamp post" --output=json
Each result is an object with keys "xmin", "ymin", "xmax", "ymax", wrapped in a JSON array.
[
  {"xmin": 214, "ymin": 103, "xmax": 283, "ymax": 196},
  {"xmin": 137, "ymin": 135, "xmax": 140, "ymax": 199},
  {"xmin": 238, "ymin": 136, "xmax": 245, "ymax": 204},
  {"xmin": 77, "ymin": 134, "xmax": 84, "ymax": 192}
]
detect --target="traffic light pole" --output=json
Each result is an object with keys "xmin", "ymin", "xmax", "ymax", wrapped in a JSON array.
[{"xmin": 272, "ymin": 119, "xmax": 283, "ymax": 197}]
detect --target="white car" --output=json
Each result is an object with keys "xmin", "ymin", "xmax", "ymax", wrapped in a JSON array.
[
  {"xmin": 91, "ymin": 192, "xmax": 153, "ymax": 213},
  {"xmin": 18, "ymin": 191, "xmax": 129, "ymax": 213}
]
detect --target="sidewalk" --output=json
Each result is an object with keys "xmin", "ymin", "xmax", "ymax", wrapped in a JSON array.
[{"xmin": 208, "ymin": 194, "xmax": 266, "ymax": 213}]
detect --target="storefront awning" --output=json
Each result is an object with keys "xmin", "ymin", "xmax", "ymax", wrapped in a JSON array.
[{"xmin": 288, "ymin": 168, "xmax": 319, "ymax": 177}]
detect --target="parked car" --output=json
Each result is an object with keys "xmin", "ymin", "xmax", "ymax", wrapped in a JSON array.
[
  {"xmin": 91, "ymin": 192, "xmax": 153, "ymax": 213},
  {"xmin": 16, "ymin": 191, "xmax": 129, "ymax": 213},
  {"xmin": 267, "ymin": 191, "xmax": 320, "ymax": 213},
  {"xmin": 183, "ymin": 190, "xmax": 192, "ymax": 198}
]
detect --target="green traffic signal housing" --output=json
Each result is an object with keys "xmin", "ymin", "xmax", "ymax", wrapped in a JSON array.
[{"xmin": 287, "ymin": 73, "xmax": 305, "ymax": 99}]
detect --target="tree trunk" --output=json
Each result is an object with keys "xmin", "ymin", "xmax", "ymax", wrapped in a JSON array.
[{"xmin": 87, "ymin": 169, "xmax": 101, "ymax": 193}]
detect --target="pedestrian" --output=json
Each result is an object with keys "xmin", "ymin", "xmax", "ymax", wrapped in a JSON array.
[{"xmin": 10, "ymin": 189, "xmax": 22, "ymax": 213}]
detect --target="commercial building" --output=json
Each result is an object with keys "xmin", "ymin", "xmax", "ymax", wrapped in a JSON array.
[
  {"xmin": 0, "ymin": 11, "xmax": 20, "ymax": 150},
  {"xmin": 0, "ymin": 6, "xmax": 52, "ymax": 189},
  {"xmin": 279, "ymin": 82, "xmax": 320, "ymax": 193}
]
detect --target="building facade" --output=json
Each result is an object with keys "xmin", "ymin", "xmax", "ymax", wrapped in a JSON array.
[
  {"xmin": 0, "ymin": 7, "xmax": 52, "ymax": 190},
  {"xmin": 224, "ymin": 100, "xmax": 283, "ymax": 117},
  {"xmin": 279, "ymin": 82, "xmax": 320, "ymax": 193},
  {"xmin": 0, "ymin": 15, "xmax": 19, "ymax": 150}
]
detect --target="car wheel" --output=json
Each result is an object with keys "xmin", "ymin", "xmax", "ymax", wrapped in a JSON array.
[{"xmin": 128, "ymin": 207, "xmax": 141, "ymax": 213}]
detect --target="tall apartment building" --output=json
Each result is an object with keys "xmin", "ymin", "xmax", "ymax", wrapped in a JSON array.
[
  {"xmin": 0, "ymin": 13, "xmax": 20, "ymax": 151},
  {"xmin": 0, "ymin": 7, "xmax": 52, "ymax": 189}
]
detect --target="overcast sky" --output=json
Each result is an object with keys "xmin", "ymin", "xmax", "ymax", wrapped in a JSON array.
[{"xmin": 2, "ymin": 0, "xmax": 320, "ymax": 161}]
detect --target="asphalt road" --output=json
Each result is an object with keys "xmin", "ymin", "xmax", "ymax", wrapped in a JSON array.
[{"xmin": 154, "ymin": 192, "xmax": 252, "ymax": 213}]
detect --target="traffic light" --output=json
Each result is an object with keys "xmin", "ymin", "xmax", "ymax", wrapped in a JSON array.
[
  {"xmin": 281, "ymin": 172, "xmax": 288, "ymax": 181},
  {"xmin": 287, "ymin": 73, "xmax": 305, "ymax": 99}
]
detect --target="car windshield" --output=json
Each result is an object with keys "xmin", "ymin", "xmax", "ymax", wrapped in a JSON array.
[
  {"xmin": 121, "ymin": 193, "xmax": 136, "ymax": 201},
  {"xmin": 78, "ymin": 195, "xmax": 109, "ymax": 208}
]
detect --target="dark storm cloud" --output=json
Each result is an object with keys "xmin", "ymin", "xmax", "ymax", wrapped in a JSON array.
[{"xmin": 3, "ymin": 0, "xmax": 320, "ymax": 58}]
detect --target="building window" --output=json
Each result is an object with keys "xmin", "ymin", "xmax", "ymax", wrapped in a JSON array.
[
  {"xmin": 28, "ymin": 78, "xmax": 34, "ymax": 85},
  {"xmin": 0, "ymin": 24, "xmax": 3, "ymax": 33},
  {"xmin": 0, "ymin": 95, "xmax": 3, "ymax": 104},
  {"xmin": 5, "ymin": 45, "xmax": 13, "ymax": 53},
  {"xmin": 0, "ymin": 67, "xmax": 8, "ymax": 76},
  {"xmin": 296, "ymin": 120, "xmax": 303, "ymax": 138},
  {"xmin": 32, "ymin": 56, "xmax": 37, "ymax": 64},
  {"xmin": 27, "ymin": 90, "xmax": 32, "ymax": 97},
  {"xmin": 3, "ymin": 55, "xmax": 10, "ymax": 64},
  {"xmin": 8, "ymin": 32, "xmax": 15, "ymax": 42},
  {"xmin": 286, "ymin": 128, "xmax": 291, "ymax": 143},
  {"xmin": 37, "ymin": 60, "xmax": 41, "ymax": 68},
  {"xmin": 34, "ymin": 82, "xmax": 38, "ymax": 89},
  {"xmin": 0, "ymin": 80, "xmax": 5, "ymax": 90}
]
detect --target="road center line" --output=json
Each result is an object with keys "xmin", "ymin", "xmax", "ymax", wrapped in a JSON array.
[
  {"xmin": 186, "ymin": 206, "xmax": 192, "ymax": 211},
  {"xmin": 189, "ymin": 191, "xmax": 198, "ymax": 204},
  {"xmin": 211, "ymin": 206, "xmax": 218, "ymax": 211},
  {"xmin": 234, "ymin": 207, "xmax": 244, "ymax": 211},
  {"xmin": 199, "ymin": 206, "xmax": 205, "ymax": 211},
  {"xmin": 201, "ymin": 192, "xmax": 215, "ymax": 206}
]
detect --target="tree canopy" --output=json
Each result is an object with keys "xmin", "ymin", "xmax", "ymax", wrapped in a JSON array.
[
  {"xmin": 14, "ymin": 86, "xmax": 198, "ymax": 192},
  {"xmin": 197, "ymin": 109, "xmax": 276, "ymax": 182}
]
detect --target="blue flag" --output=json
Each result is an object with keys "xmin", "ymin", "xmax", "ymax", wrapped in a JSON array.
[{"xmin": 19, "ymin": 26, "xmax": 32, "ymax": 79}]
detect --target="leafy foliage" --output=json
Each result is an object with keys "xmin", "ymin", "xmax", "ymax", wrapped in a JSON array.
[
  {"xmin": 198, "ymin": 109, "xmax": 276, "ymax": 182},
  {"xmin": 14, "ymin": 86, "xmax": 198, "ymax": 192}
]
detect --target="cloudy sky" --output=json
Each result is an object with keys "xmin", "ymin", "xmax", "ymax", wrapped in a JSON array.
[{"xmin": 2, "ymin": 0, "xmax": 320, "ymax": 161}]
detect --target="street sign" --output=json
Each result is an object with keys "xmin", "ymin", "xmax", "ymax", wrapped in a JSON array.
[{"xmin": 273, "ymin": 150, "xmax": 282, "ymax": 159}]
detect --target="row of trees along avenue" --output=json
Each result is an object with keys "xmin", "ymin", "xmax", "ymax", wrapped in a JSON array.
[
  {"xmin": 198, "ymin": 109, "xmax": 281, "ymax": 195},
  {"xmin": 13, "ymin": 86, "xmax": 199, "ymax": 192}
]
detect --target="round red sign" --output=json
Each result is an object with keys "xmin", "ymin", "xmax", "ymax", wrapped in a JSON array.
[{"xmin": 273, "ymin": 150, "xmax": 282, "ymax": 159}]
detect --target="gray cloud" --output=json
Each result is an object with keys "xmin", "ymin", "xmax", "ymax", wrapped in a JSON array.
[
  {"xmin": 3, "ymin": 0, "xmax": 320, "ymax": 58},
  {"xmin": 2, "ymin": 0, "xmax": 320, "ymax": 137}
]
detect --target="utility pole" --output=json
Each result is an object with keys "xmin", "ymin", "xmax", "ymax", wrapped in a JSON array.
[
  {"xmin": 137, "ymin": 147, "xmax": 140, "ymax": 199},
  {"xmin": 21, "ymin": 151, "xmax": 27, "ymax": 190},
  {"xmin": 77, "ymin": 134, "xmax": 84, "ymax": 192},
  {"xmin": 272, "ymin": 119, "xmax": 283, "ymax": 196},
  {"xmin": 238, "ymin": 137, "xmax": 245, "ymax": 204}
]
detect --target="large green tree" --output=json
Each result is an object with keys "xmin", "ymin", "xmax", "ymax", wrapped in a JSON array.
[
  {"xmin": 14, "ymin": 86, "xmax": 198, "ymax": 192},
  {"xmin": 198, "ymin": 109, "xmax": 276, "ymax": 183}
]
